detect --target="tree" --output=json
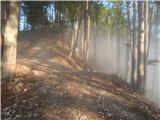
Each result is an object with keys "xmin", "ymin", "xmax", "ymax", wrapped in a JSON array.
[
  {"xmin": 69, "ymin": 17, "xmax": 82, "ymax": 58},
  {"xmin": 22, "ymin": 1, "xmax": 50, "ymax": 30},
  {"xmin": 1, "ymin": 1, "xmax": 19, "ymax": 85},
  {"xmin": 131, "ymin": 1, "xmax": 137, "ymax": 89},
  {"xmin": 65, "ymin": 2, "xmax": 84, "ymax": 58},
  {"xmin": 137, "ymin": 1, "xmax": 145, "ymax": 93},
  {"xmin": 84, "ymin": 0, "xmax": 90, "ymax": 61},
  {"xmin": 125, "ymin": 1, "xmax": 132, "ymax": 83},
  {"xmin": 144, "ymin": 0, "xmax": 149, "ymax": 86},
  {"xmin": 115, "ymin": 1, "xmax": 122, "ymax": 75}
]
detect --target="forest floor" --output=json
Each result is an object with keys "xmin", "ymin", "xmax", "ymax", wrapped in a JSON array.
[{"xmin": 1, "ymin": 30, "xmax": 160, "ymax": 120}]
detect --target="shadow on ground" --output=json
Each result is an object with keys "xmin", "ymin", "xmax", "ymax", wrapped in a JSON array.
[{"xmin": 1, "ymin": 31, "xmax": 160, "ymax": 120}]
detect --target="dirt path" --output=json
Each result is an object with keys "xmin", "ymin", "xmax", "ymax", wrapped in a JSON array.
[{"xmin": 2, "ymin": 31, "xmax": 160, "ymax": 120}]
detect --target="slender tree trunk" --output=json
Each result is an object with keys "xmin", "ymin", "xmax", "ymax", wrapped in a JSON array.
[
  {"xmin": 144, "ymin": 1, "xmax": 149, "ymax": 86},
  {"xmin": 117, "ymin": 23, "xmax": 120, "ymax": 75},
  {"xmin": 126, "ymin": 1, "xmax": 131, "ymax": 82},
  {"xmin": 86, "ymin": 11, "xmax": 90, "ymax": 61},
  {"xmin": 79, "ymin": 21, "xmax": 83, "ymax": 59},
  {"xmin": 93, "ymin": 21, "xmax": 97, "ymax": 62},
  {"xmin": 83, "ymin": 2, "xmax": 87, "ymax": 60},
  {"xmin": 69, "ymin": 20, "xmax": 81, "ymax": 58},
  {"xmin": 93, "ymin": 2, "xmax": 98, "ymax": 62},
  {"xmin": 131, "ymin": 1, "xmax": 137, "ymax": 89},
  {"xmin": 83, "ymin": 0, "xmax": 90, "ymax": 61},
  {"xmin": 55, "ymin": 2, "xmax": 58, "ymax": 28},
  {"xmin": 81, "ymin": 20, "xmax": 85, "ymax": 59},
  {"xmin": 107, "ymin": 12, "xmax": 110, "ymax": 61},
  {"xmin": 137, "ymin": 1, "xmax": 145, "ymax": 93},
  {"xmin": 148, "ymin": 3, "xmax": 154, "ymax": 58},
  {"xmin": 1, "ymin": 1, "xmax": 19, "ymax": 85},
  {"xmin": 70, "ymin": 22, "xmax": 75, "ymax": 50}
]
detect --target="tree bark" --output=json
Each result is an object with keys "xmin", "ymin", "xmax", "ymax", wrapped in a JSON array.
[
  {"xmin": 148, "ymin": 2, "xmax": 154, "ymax": 58},
  {"xmin": 86, "ymin": 11, "xmax": 90, "ymax": 61},
  {"xmin": 131, "ymin": 1, "xmax": 137, "ymax": 89},
  {"xmin": 83, "ymin": 0, "xmax": 90, "ymax": 61},
  {"xmin": 126, "ymin": 1, "xmax": 131, "ymax": 82},
  {"xmin": 1, "ymin": 1, "xmax": 19, "ymax": 85},
  {"xmin": 70, "ymin": 22, "xmax": 75, "ymax": 51},
  {"xmin": 137, "ymin": 1, "xmax": 145, "ymax": 93},
  {"xmin": 69, "ymin": 20, "xmax": 81, "ymax": 58}
]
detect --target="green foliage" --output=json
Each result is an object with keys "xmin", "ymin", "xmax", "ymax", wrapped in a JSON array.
[
  {"xmin": 22, "ymin": 1, "xmax": 50, "ymax": 29},
  {"xmin": 89, "ymin": 1, "xmax": 127, "ymax": 33},
  {"xmin": 64, "ymin": 2, "xmax": 84, "ymax": 23},
  {"xmin": 20, "ymin": 1, "xmax": 128, "ymax": 33}
]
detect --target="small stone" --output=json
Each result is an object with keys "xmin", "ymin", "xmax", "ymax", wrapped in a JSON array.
[
  {"xmin": 6, "ymin": 112, "xmax": 10, "ymax": 116},
  {"xmin": 22, "ymin": 100, "xmax": 26, "ymax": 103},
  {"xmin": 23, "ymin": 88, "xmax": 28, "ymax": 92},
  {"xmin": 9, "ymin": 109, "xmax": 12, "ymax": 113},
  {"xmin": 15, "ymin": 78, "xmax": 19, "ymax": 82},
  {"xmin": 28, "ymin": 114, "xmax": 32, "ymax": 117},
  {"xmin": 18, "ymin": 82, "xmax": 23, "ymax": 87},
  {"xmin": 33, "ymin": 113, "xmax": 37, "ymax": 117},
  {"xmin": 16, "ymin": 114, "xmax": 22, "ymax": 118},
  {"xmin": 13, "ymin": 103, "xmax": 17, "ymax": 107},
  {"xmin": 12, "ymin": 110, "xmax": 16, "ymax": 114}
]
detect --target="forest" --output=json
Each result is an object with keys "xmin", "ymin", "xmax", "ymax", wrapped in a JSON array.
[{"xmin": 1, "ymin": 1, "xmax": 160, "ymax": 120}]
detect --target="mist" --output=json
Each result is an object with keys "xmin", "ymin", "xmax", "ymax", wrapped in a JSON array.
[{"xmin": 2, "ymin": 1, "xmax": 160, "ymax": 120}]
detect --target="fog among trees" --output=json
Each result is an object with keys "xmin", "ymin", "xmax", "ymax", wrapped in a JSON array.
[{"xmin": 1, "ymin": 1, "xmax": 160, "ymax": 120}]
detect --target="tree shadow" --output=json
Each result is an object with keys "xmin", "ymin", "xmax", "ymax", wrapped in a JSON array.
[{"xmin": 2, "ymin": 31, "xmax": 158, "ymax": 119}]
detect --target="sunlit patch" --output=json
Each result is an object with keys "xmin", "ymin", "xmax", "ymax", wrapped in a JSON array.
[
  {"xmin": 48, "ymin": 56, "xmax": 73, "ymax": 68},
  {"xmin": 32, "ymin": 70, "xmax": 45, "ymax": 77},
  {"xmin": 28, "ymin": 47, "xmax": 41, "ymax": 55},
  {"xmin": 43, "ymin": 106, "xmax": 100, "ymax": 120},
  {"xmin": 68, "ymin": 108, "xmax": 100, "ymax": 120}
]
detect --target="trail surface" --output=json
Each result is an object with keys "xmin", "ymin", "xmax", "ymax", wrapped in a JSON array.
[{"xmin": 2, "ymin": 31, "xmax": 160, "ymax": 120}]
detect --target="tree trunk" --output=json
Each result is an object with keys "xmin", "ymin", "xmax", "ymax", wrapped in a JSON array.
[
  {"xmin": 93, "ymin": 2, "xmax": 98, "ymax": 61},
  {"xmin": 83, "ymin": 2, "xmax": 87, "ymax": 60},
  {"xmin": 81, "ymin": 19, "xmax": 85, "ymax": 59},
  {"xmin": 137, "ymin": 1, "xmax": 145, "ymax": 93},
  {"xmin": 86, "ymin": 11, "xmax": 90, "ymax": 61},
  {"xmin": 131, "ymin": 1, "xmax": 137, "ymax": 89},
  {"xmin": 54, "ymin": 1, "xmax": 58, "ymax": 28},
  {"xmin": 107, "ymin": 17, "xmax": 110, "ymax": 61},
  {"xmin": 148, "ymin": 2, "xmax": 154, "ymax": 55},
  {"xmin": 69, "ymin": 20, "xmax": 81, "ymax": 58},
  {"xmin": 126, "ymin": 1, "xmax": 131, "ymax": 82},
  {"xmin": 117, "ymin": 23, "xmax": 120, "ymax": 75},
  {"xmin": 144, "ymin": 1, "xmax": 149, "ymax": 87},
  {"xmin": 83, "ymin": 0, "xmax": 90, "ymax": 61},
  {"xmin": 70, "ymin": 22, "xmax": 75, "ymax": 51},
  {"xmin": 1, "ymin": 1, "xmax": 19, "ymax": 85}
]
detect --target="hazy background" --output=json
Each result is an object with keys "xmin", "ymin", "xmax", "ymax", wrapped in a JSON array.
[{"xmin": 88, "ymin": 25, "xmax": 160, "ymax": 106}]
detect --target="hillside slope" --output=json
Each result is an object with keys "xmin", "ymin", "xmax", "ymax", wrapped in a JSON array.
[{"xmin": 2, "ymin": 31, "xmax": 160, "ymax": 120}]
